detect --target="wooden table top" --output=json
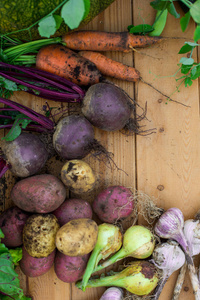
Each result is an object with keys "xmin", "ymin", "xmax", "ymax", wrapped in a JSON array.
[{"xmin": 1, "ymin": 0, "xmax": 199, "ymax": 299}]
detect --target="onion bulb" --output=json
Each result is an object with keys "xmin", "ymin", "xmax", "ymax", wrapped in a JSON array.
[
  {"xmin": 94, "ymin": 225, "xmax": 155, "ymax": 273},
  {"xmin": 76, "ymin": 260, "xmax": 159, "ymax": 296},
  {"xmin": 81, "ymin": 223, "xmax": 122, "ymax": 291}
]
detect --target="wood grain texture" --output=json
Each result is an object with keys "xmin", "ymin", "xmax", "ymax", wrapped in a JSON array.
[
  {"xmin": 133, "ymin": 1, "xmax": 200, "ymax": 299},
  {"xmin": 1, "ymin": 0, "xmax": 199, "ymax": 299}
]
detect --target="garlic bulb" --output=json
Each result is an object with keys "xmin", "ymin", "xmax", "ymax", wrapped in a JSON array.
[
  {"xmin": 153, "ymin": 240, "xmax": 185, "ymax": 276},
  {"xmin": 154, "ymin": 208, "xmax": 200, "ymax": 300},
  {"xmin": 152, "ymin": 240, "xmax": 185, "ymax": 300},
  {"xmin": 154, "ymin": 207, "xmax": 188, "ymax": 252},
  {"xmin": 99, "ymin": 287, "xmax": 123, "ymax": 300},
  {"xmin": 184, "ymin": 219, "xmax": 200, "ymax": 256}
]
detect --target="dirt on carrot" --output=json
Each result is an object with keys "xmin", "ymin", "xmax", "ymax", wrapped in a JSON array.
[
  {"xmin": 36, "ymin": 44, "xmax": 104, "ymax": 86},
  {"xmin": 78, "ymin": 51, "xmax": 140, "ymax": 82},
  {"xmin": 62, "ymin": 31, "xmax": 164, "ymax": 52}
]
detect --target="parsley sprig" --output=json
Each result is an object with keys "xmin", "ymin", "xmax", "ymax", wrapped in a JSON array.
[
  {"xmin": 177, "ymin": 41, "xmax": 200, "ymax": 87},
  {"xmin": 128, "ymin": 0, "xmax": 200, "ymax": 89}
]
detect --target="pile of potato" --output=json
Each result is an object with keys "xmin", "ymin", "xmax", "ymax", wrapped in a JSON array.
[{"xmin": 0, "ymin": 158, "xmax": 135, "ymax": 283}]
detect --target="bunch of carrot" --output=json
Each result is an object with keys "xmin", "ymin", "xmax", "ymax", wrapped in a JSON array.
[{"xmin": 35, "ymin": 30, "xmax": 163, "ymax": 86}]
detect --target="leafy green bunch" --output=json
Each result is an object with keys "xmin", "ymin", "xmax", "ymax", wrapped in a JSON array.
[
  {"xmin": 37, "ymin": 0, "xmax": 90, "ymax": 38},
  {"xmin": 0, "ymin": 0, "xmax": 90, "ymax": 41},
  {"xmin": 150, "ymin": 0, "xmax": 200, "ymax": 39},
  {"xmin": 150, "ymin": 0, "xmax": 200, "ymax": 87},
  {"xmin": 0, "ymin": 229, "xmax": 30, "ymax": 300},
  {"xmin": 128, "ymin": 0, "xmax": 200, "ymax": 88}
]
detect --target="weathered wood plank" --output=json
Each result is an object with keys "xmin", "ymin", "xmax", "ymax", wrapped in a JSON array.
[
  {"xmin": 71, "ymin": 0, "xmax": 136, "ymax": 299},
  {"xmin": 133, "ymin": 1, "xmax": 200, "ymax": 299},
  {"xmin": 1, "ymin": 0, "xmax": 199, "ymax": 299}
]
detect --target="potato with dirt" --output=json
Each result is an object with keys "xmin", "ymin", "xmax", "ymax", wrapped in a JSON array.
[
  {"xmin": 11, "ymin": 174, "xmax": 67, "ymax": 213},
  {"xmin": 20, "ymin": 246, "xmax": 56, "ymax": 277},
  {"xmin": 54, "ymin": 251, "xmax": 90, "ymax": 283},
  {"xmin": 61, "ymin": 159, "xmax": 96, "ymax": 194},
  {"xmin": 0, "ymin": 206, "xmax": 30, "ymax": 247},
  {"xmin": 92, "ymin": 185, "xmax": 135, "ymax": 223},
  {"xmin": 56, "ymin": 218, "xmax": 98, "ymax": 256},
  {"xmin": 52, "ymin": 198, "xmax": 93, "ymax": 226},
  {"xmin": 23, "ymin": 214, "xmax": 60, "ymax": 258}
]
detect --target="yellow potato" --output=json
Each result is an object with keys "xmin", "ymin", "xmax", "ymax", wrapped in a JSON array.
[
  {"xmin": 23, "ymin": 214, "xmax": 60, "ymax": 258},
  {"xmin": 61, "ymin": 159, "xmax": 96, "ymax": 194},
  {"xmin": 56, "ymin": 218, "xmax": 98, "ymax": 256}
]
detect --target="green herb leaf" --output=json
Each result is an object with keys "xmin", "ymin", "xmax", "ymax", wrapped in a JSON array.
[
  {"xmin": 149, "ymin": 9, "xmax": 168, "ymax": 36},
  {"xmin": 0, "ymin": 253, "xmax": 22, "ymax": 296},
  {"xmin": 0, "ymin": 76, "xmax": 18, "ymax": 92},
  {"xmin": 150, "ymin": 0, "xmax": 170, "ymax": 11},
  {"xmin": 167, "ymin": 2, "xmax": 180, "ymax": 18},
  {"xmin": 83, "ymin": 0, "xmax": 91, "ymax": 19},
  {"xmin": 53, "ymin": 14, "xmax": 63, "ymax": 30},
  {"xmin": 9, "ymin": 248, "xmax": 23, "ymax": 266},
  {"xmin": 38, "ymin": 15, "xmax": 57, "ymax": 38},
  {"xmin": 2, "ymin": 114, "xmax": 32, "ymax": 141},
  {"xmin": 184, "ymin": 77, "xmax": 193, "ymax": 87},
  {"xmin": 190, "ymin": 0, "xmax": 200, "ymax": 23},
  {"xmin": 0, "ymin": 229, "xmax": 30, "ymax": 300},
  {"xmin": 128, "ymin": 24, "xmax": 154, "ymax": 35},
  {"xmin": 190, "ymin": 65, "xmax": 200, "ymax": 80},
  {"xmin": 194, "ymin": 24, "xmax": 200, "ymax": 41},
  {"xmin": 180, "ymin": 11, "xmax": 191, "ymax": 32},
  {"xmin": 1, "ymin": 296, "xmax": 31, "ymax": 300},
  {"xmin": 0, "ymin": 230, "xmax": 4, "ymax": 240},
  {"xmin": 178, "ymin": 44, "xmax": 193, "ymax": 54},
  {"xmin": 0, "ymin": 49, "xmax": 8, "ymax": 62},
  {"xmin": 181, "ymin": 64, "xmax": 192, "ymax": 74},
  {"xmin": 179, "ymin": 57, "xmax": 194, "ymax": 65},
  {"xmin": 186, "ymin": 41, "xmax": 199, "ymax": 47},
  {"xmin": 61, "ymin": 0, "xmax": 85, "ymax": 29}
]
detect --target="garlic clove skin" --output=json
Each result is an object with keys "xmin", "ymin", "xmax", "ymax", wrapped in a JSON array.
[
  {"xmin": 152, "ymin": 240, "xmax": 186, "ymax": 277},
  {"xmin": 154, "ymin": 208, "xmax": 184, "ymax": 239},
  {"xmin": 99, "ymin": 287, "xmax": 123, "ymax": 300},
  {"xmin": 154, "ymin": 207, "xmax": 188, "ymax": 252},
  {"xmin": 184, "ymin": 219, "xmax": 200, "ymax": 256}
]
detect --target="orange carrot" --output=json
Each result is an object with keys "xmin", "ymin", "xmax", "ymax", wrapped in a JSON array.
[
  {"xmin": 36, "ymin": 44, "xmax": 103, "ymax": 86},
  {"xmin": 79, "ymin": 51, "xmax": 140, "ymax": 82},
  {"xmin": 62, "ymin": 31, "xmax": 163, "ymax": 52}
]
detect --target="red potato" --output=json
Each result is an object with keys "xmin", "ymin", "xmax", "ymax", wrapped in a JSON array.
[
  {"xmin": 54, "ymin": 251, "xmax": 90, "ymax": 283},
  {"xmin": 52, "ymin": 198, "xmax": 93, "ymax": 226},
  {"xmin": 11, "ymin": 174, "xmax": 67, "ymax": 213},
  {"xmin": 92, "ymin": 186, "xmax": 134, "ymax": 223},
  {"xmin": 20, "ymin": 246, "xmax": 56, "ymax": 277},
  {"xmin": 0, "ymin": 206, "xmax": 30, "ymax": 247}
]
